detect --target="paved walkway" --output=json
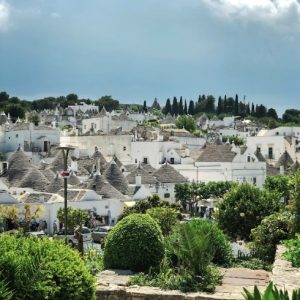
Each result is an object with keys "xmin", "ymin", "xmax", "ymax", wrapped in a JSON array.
[
  {"xmin": 97, "ymin": 268, "xmax": 271, "ymax": 300},
  {"xmin": 214, "ymin": 268, "xmax": 270, "ymax": 299}
]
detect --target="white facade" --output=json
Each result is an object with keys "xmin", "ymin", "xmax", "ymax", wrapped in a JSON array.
[
  {"xmin": 61, "ymin": 135, "xmax": 132, "ymax": 163},
  {"xmin": 131, "ymin": 141, "xmax": 186, "ymax": 167},
  {"xmin": 246, "ymin": 135, "xmax": 297, "ymax": 162},
  {"xmin": 193, "ymin": 161, "xmax": 266, "ymax": 187},
  {"xmin": 0, "ymin": 123, "xmax": 60, "ymax": 153},
  {"xmin": 16, "ymin": 194, "xmax": 125, "ymax": 235},
  {"xmin": 66, "ymin": 103, "xmax": 98, "ymax": 116},
  {"xmin": 82, "ymin": 115, "xmax": 137, "ymax": 134}
]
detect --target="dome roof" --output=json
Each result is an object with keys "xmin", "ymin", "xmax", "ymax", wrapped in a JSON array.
[{"xmin": 103, "ymin": 160, "xmax": 129, "ymax": 195}]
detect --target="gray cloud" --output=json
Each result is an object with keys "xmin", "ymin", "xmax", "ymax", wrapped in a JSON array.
[
  {"xmin": 0, "ymin": 0, "xmax": 10, "ymax": 31},
  {"xmin": 202, "ymin": 0, "xmax": 300, "ymax": 29}
]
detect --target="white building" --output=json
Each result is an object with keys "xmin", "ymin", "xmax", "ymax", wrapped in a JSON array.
[
  {"xmin": 193, "ymin": 144, "xmax": 266, "ymax": 187},
  {"xmin": 81, "ymin": 108, "xmax": 137, "ymax": 134}
]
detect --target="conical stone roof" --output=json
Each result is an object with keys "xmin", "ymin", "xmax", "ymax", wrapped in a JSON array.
[
  {"xmin": 103, "ymin": 160, "xmax": 129, "ymax": 195},
  {"xmin": 45, "ymin": 173, "xmax": 64, "ymax": 194},
  {"xmin": 154, "ymin": 163, "xmax": 188, "ymax": 183},
  {"xmin": 289, "ymin": 160, "xmax": 300, "ymax": 174},
  {"xmin": 87, "ymin": 173, "xmax": 126, "ymax": 199},
  {"xmin": 91, "ymin": 147, "xmax": 107, "ymax": 173},
  {"xmin": 126, "ymin": 164, "xmax": 157, "ymax": 184},
  {"xmin": 140, "ymin": 162, "xmax": 156, "ymax": 173},
  {"xmin": 68, "ymin": 171, "xmax": 80, "ymax": 186},
  {"xmin": 7, "ymin": 147, "xmax": 33, "ymax": 185},
  {"xmin": 113, "ymin": 155, "xmax": 123, "ymax": 169},
  {"xmin": 51, "ymin": 151, "xmax": 72, "ymax": 172},
  {"xmin": 275, "ymin": 150, "xmax": 294, "ymax": 169},
  {"xmin": 19, "ymin": 168, "xmax": 50, "ymax": 191},
  {"xmin": 41, "ymin": 168, "xmax": 56, "ymax": 182}
]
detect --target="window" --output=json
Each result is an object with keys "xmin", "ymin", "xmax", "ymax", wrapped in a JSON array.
[
  {"xmin": 170, "ymin": 157, "xmax": 175, "ymax": 164},
  {"xmin": 164, "ymin": 193, "xmax": 170, "ymax": 198},
  {"xmin": 123, "ymin": 146, "xmax": 126, "ymax": 151},
  {"xmin": 135, "ymin": 158, "xmax": 137, "ymax": 163},
  {"xmin": 253, "ymin": 177, "xmax": 257, "ymax": 185},
  {"xmin": 143, "ymin": 157, "xmax": 148, "ymax": 164},
  {"xmin": 16, "ymin": 134, "xmax": 18, "ymax": 138},
  {"xmin": 268, "ymin": 147, "xmax": 273, "ymax": 159},
  {"xmin": 247, "ymin": 156, "xmax": 251, "ymax": 162}
]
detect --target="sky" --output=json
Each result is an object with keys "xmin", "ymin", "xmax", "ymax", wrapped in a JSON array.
[{"xmin": 0, "ymin": 0, "xmax": 300, "ymax": 114}]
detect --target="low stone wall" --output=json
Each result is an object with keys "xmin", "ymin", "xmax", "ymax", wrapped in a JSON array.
[
  {"xmin": 271, "ymin": 245, "xmax": 300, "ymax": 293},
  {"xmin": 96, "ymin": 270, "xmax": 243, "ymax": 300},
  {"xmin": 96, "ymin": 246, "xmax": 300, "ymax": 300}
]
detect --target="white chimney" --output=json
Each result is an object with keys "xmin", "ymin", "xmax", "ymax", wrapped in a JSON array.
[
  {"xmin": 135, "ymin": 174, "xmax": 142, "ymax": 187},
  {"xmin": 185, "ymin": 148, "xmax": 190, "ymax": 157},
  {"xmin": 280, "ymin": 165, "xmax": 285, "ymax": 175}
]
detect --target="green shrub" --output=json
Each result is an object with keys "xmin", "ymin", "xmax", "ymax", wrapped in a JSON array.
[
  {"xmin": 0, "ymin": 280, "xmax": 14, "ymax": 300},
  {"xmin": 118, "ymin": 194, "xmax": 181, "ymax": 221},
  {"xmin": 250, "ymin": 211, "xmax": 293, "ymax": 263},
  {"xmin": 103, "ymin": 214, "xmax": 164, "ymax": 271},
  {"xmin": 216, "ymin": 183, "xmax": 281, "ymax": 240},
  {"xmin": 243, "ymin": 282, "xmax": 300, "ymax": 300},
  {"xmin": 232, "ymin": 257, "xmax": 272, "ymax": 271},
  {"xmin": 0, "ymin": 234, "xmax": 95, "ymax": 300},
  {"xmin": 166, "ymin": 219, "xmax": 233, "ymax": 267},
  {"xmin": 146, "ymin": 207, "xmax": 179, "ymax": 235},
  {"xmin": 128, "ymin": 257, "xmax": 221, "ymax": 293},
  {"xmin": 83, "ymin": 249, "xmax": 104, "ymax": 275},
  {"xmin": 283, "ymin": 233, "xmax": 300, "ymax": 267}
]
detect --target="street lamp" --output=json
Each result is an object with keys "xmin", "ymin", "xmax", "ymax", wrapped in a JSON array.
[{"xmin": 57, "ymin": 145, "xmax": 75, "ymax": 243}]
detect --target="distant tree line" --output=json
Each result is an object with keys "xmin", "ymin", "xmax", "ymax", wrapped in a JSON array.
[
  {"xmin": 161, "ymin": 94, "xmax": 279, "ymax": 120},
  {"xmin": 1, "ymin": 90, "xmax": 300, "ymax": 126}
]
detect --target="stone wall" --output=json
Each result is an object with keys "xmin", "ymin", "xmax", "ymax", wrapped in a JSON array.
[
  {"xmin": 96, "ymin": 246, "xmax": 300, "ymax": 300},
  {"xmin": 271, "ymin": 245, "xmax": 300, "ymax": 293}
]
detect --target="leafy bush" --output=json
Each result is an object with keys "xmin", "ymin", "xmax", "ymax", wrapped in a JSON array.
[
  {"xmin": 129, "ymin": 258, "xmax": 221, "ymax": 293},
  {"xmin": 0, "ymin": 234, "xmax": 95, "ymax": 300},
  {"xmin": 146, "ymin": 207, "xmax": 179, "ymax": 235},
  {"xmin": 167, "ymin": 219, "xmax": 233, "ymax": 267},
  {"xmin": 118, "ymin": 194, "xmax": 181, "ymax": 221},
  {"xmin": 264, "ymin": 175, "xmax": 290, "ymax": 199},
  {"xmin": 232, "ymin": 257, "xmax": 272, "ymax": 271},
  {"xmin": 216, "ymin": 183, "xmax": 281, "ymax": 240},
  {"xmin": 243, "ymin": 282, "xmax": 300, "ymax": 300},
  {"xmin": 250, "ymin": 211, "xmax": 293, "ymax": 263},
  {"xmin": 283, "ymin": 233, "xmax": 300, "ymax": 267},
  {"xmin": 83, "ymin": 249, "xmax": 104, "ymax": 275},
  {"xmin": 289, "ymin": 170, "xmax": 300, "ymax": 232},
  {"xmin": 170, "ymin": 220, "xmax": 215, "ymax": 276},
  {"xmin": 222, "ymin": 135, "xmax": 244, "ymax": 145},
  {"xmin": 103, "ymin": 214, "xmax": 164, "ymax": 272},
  {"xmin": 0, "ymin": 280, "xmax": 14, "ymax": 300}
]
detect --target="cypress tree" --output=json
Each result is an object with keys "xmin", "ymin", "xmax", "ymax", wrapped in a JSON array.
[
  {"xmin": 234, "ymin": 94, "xmax": 239, "ymax": 115},
  {"xmin": 251, "ymin": 103, "xmax": 255, "ymax": 116},
  {"xmin": 184, "ymin": 100, "xmax": 188, "ymax": 115},
  {"xmin": 217, "ymin": 96, "xmax": 223, "ymax": 115},
  {"xmin": 143, "ymin": 100, "xmax": 147, "ymax": 113},
  {"xmin": 188, "ymin": 100, "xmax": 195, "ymax": 115},
  {"xmin": 164, "ymin": 98, "xmax": 172, "ymax": 115},
  {"xmin": 246, "ymin": 103, "xmax": 250, "ymax": 115},
  {"xmin": 178, "ymin": 96, "xmax": 184, "ymax": 115},
  {"xmin": 224, "ymin": 95, "xmax": 227, "ymax": 114},
  {"xmin": 172, "ymin": 97, "xmax": 178, "ymax": 116}
]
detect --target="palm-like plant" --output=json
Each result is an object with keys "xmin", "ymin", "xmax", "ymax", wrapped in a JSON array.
[
  {"xmin": 0, "ymin": 205, "xmax": 19, "ymax": 230},
  {"xmin": 172, "ymin": 221, "xmax": 215, "ymax": 276},
  {"xmin": 24, "ymin": 204, "xmax": 44, "ymax": 231},
  {"xmin": 243, "ymin": 282, "xmax": 300, "ymax": 300}
]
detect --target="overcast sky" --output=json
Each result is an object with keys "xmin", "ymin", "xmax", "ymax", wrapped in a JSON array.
[{"xmin": 0, "ymin": 0, "xmax": 300, "ymax": 114}]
